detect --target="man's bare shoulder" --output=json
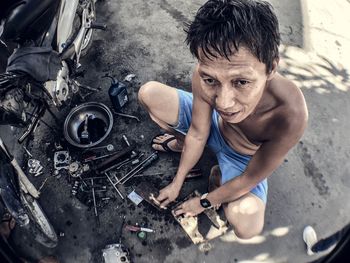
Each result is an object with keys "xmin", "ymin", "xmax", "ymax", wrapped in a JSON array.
[{"xmin": 266, "ymin": 73, "xmax": 308, "ymax": 139}]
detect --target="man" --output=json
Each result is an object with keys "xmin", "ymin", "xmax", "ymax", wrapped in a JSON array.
[{"xmin": 138, "ymin": 0, "xmax": 308, "ymax": 239}]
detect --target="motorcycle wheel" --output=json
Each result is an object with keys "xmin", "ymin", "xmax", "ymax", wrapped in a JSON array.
[{"xmin": 20, "ymin": 193, "xmax": 58, "ymax": 248}]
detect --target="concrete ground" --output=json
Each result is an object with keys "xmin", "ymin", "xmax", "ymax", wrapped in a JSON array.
[{"xmin": 1, "ymin": 0, "xmax": 350, "ymax": 262}]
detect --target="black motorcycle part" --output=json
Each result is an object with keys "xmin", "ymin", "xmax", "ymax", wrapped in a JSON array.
[
  {"xmin": 0, "ymin": 142, "xmax": 58, "ymax": 248},
  {"xmin": 6, "ymin": 47, "xmax": 61, "ymax": 82},
  {"xmin": 0, "ymin": 0, "xmax": 60, "ymax": 43},
  {"xmin": 0, "ymin": 156, "xmax": 29, "ymax": 226}
]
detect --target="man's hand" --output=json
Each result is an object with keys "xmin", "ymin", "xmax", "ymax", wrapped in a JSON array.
[
  {"xmin": 156, "ymin": 182, "xmax": 181, "ymax": 209},
  {"xmin": 173, "ymin": 197, "xmax": 205, "ymax": 217}
]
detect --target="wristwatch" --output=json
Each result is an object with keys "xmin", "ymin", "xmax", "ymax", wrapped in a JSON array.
[{"xmin": 200, "ymin": 193, "xmax": 212, "ymax": 209}]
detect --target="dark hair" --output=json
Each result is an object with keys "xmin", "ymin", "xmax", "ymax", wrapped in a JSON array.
[{"xmin": 185, "ymin": 0, "xmax": 280, "ymax": 73}]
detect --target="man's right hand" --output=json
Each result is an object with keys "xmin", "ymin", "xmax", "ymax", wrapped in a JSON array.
[{"xmin": 156, "ymin": 181, "xmax": 182, "ymax": 209}]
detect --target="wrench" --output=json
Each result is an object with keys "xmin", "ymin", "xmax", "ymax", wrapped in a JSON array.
[
  {"xmin": 114, "ymin": 112, "xmax": 140, "ymax": 122},
  {"xmin": 86, "ymin": 144, "xmax": 115, "ymax": 152}
]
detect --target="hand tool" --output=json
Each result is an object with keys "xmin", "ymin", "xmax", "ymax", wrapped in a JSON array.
[
  {"xmin": 114, "ymin": 112, "xmax": 140, "ymax": 122},
  {"xmin": 91, "ymin": 178, "xmax": 99, "ymax": 225},
  {"xmin": 125, "ymin": 225, "xmax": 154, "ymax": 233},
  {"xmin": 98, "ymin": 152, "xmax": 140, "ymax": 174},
  {"xmin": 80, "ymin": 114, "xmax": 90, "ymax": 143},
  {"xmin": 105, "ymin": 172, "xmax": 124, "ymax": 199},
  {"xmin": 118, "ymin": 152, "xmax": 158, "ymax": 184},
  {"xmin": 84, "ymin": 144, "xmax": 115, "ymax": 152},
  {"xmin": 122, "ymin": 134, "xmax": 136, "ymax": 156},
  {"xmin": 95, "ymin": 144, "xmax": 136, "ymax": 172}
]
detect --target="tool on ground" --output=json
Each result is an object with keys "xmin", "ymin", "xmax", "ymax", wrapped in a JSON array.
[
  {"xmin": 80, "ymin": 114, "xmax": 90, "ymax": 143},
  {"xmin": 84, "ymin": 152, "xmax": 117, "ymax": 162},
  {"xmin": 122, "ymin": 134, "xmax": 136, "ymax": 156},
  {"xmin": 134, "ymin": 182, "xmax": 162, "ymax": 210},
  {"xmin": 125, "ymin": 225, "xmax": 154, "ymax": 233},
  {"xmin": 95, "ymin": 144, "xmax": 136, "ymax": 172},
  {"xmin": 85, "ymin": 144, "xmax": 115, "ymax": 152},
  {"xmin": 114, "ymin": 112, "xmax": 140, "ymax": 122},
  {"xmin": 98, "ymin": 152, "xmax": 140, "ymax": 174},
  {"xmin": 133, "ymin": 172, "xmax": 164, "ymax": 178},
  {"xmin": 23, "ymin": 146, "xmax": 32, "ymax": 157},
  {"xmin": 105, "ymin": 172, "xmax": 124, "ymax": 199},
  {"xmin": 118, "ymin": 151, "xmax": 158, "ymax": 185},
  {"xmin": 91, "ymin": 179, "xmax": 99, "ymax": 225},
  {"xmin": 38, "ymin": 177, "xmax": 50, "ymax": 192}
]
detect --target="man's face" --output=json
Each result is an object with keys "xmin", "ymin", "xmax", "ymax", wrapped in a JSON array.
[{"xmin": 197, "ymin": 46, "xmax": 274, "ymax": 123}]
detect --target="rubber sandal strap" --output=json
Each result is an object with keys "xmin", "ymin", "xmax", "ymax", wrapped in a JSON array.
[{"xmin": 157, "ymin": 136, "xmax": 177, "ymax": 152}]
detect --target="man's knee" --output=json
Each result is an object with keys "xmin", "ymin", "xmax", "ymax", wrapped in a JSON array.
[
  {"xmin": 224, "ymin": 194, "xmax": 265, "ymax": 239},
  {"xmin": 228, "ymin": 217, "xmax": 264, "ymax": 239},
  {"xmin": 138, "ymin": 81, "xmax": 161, "ymax": 107}
]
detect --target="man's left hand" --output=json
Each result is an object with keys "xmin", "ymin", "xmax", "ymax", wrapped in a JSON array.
[{"xmin": 173, "ymin": 197, "xmax": 205, "ymax": 217}]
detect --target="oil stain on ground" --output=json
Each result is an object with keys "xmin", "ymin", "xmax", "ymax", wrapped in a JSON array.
[{"xmin": 297, "ymin": 141, "xmax": 330, "ymax": 196}]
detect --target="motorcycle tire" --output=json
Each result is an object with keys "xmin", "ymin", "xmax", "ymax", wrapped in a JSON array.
[{"xmin": 20, "ymin": 193, "xmax": 58, "ymax": 248}]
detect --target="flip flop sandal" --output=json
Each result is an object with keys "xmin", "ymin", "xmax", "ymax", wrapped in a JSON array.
[{"xmin": 151, "ymin": 133, "xmax": 182, "ymax": 153}]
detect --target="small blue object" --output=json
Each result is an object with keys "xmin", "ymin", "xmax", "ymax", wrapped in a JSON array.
[{"xmin": 107, "ymin": 76, "xmax": 129, "ymax": 112}]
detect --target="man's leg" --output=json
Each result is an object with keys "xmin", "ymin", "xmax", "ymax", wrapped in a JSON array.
[
  {"xmin": 138, "ymin": 81, "xmax": 185, "ymax": 151},
  {"xmin": 224, "ymin": 193, "xmax": 265, "ymax": 239},
  {"xmin": 209, "ymin": 166, "xmax": 266, "ymax": 240}
]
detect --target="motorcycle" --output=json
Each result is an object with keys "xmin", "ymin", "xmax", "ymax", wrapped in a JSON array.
[{"xmin": 0, "ymin": 0, "xmax": 105, "ymax": 248}]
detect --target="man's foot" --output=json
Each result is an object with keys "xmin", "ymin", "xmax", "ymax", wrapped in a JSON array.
[
  {"xmin": 151, "ymin": 133, "xmax": 182, "ymax": 153},
  {"xmin": 0, "ymin": 212, "xmax": 16, "ymax": 239}
]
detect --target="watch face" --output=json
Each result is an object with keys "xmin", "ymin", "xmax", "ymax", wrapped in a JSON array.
[{"xmin": 200, "ymin": 198, "xmax": 211, "ymax": 208}]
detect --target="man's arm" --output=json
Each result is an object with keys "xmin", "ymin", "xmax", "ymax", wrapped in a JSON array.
[
  {"xmin": 174, "ymin": 108, "xmax": 308, "ymax": 216},
  {"xmin": 207, "ymin": 126, "xmax": 302, "ymax": 206},
  {"xmin": 157, "ymin": 68, "xmax": 213, "ymax": 208}
]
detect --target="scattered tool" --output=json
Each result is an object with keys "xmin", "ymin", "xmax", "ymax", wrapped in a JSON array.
[
  {"xmin": 23, "ymin": 146, "xmax": 32, "ymax": 157},
  {"xmin": 38, "ymin": 177, "xmax": 50, "ymax": 192},
  {"xmin": 80, "ymin": 114, "xmax": 90, "ymax": 143},
  {"xmin": 99, "ymin": 152, "xmax": 140, "ymax": 174},
  {"xmin": 95, "ymin": 144, "xmax": 136, "ymax": 172},
  {"xmin": 85, "ymin": 144, "xmax": 115, "ymax": 152},
  {"xmin": 84, "ymin": 152, "xmax": 117, "ymax": 162},
  {"xmin": 114, "ymin": 112, "xmax": 140, "ymax": 122},
  {"xmin": 134, "ymin": 181, "xmax": 162, "ymax": 210},
  {"xmin": 125, "ymin": 225, "xmax": 154, "ymax": 233},
  {"xmin": 133, "ymin": 172, "xmax": 163, "ymax": 178},
  {"xmin": 118, "ymin": 151, "xmax": 158, "ymax": 185},
  {"xmin": 91, "ymin": 179, "xmax": 99, "ymax": 225},
  {"xmin": 122, "ymin": 134, "xmax": 136, "ymax": 156},
  {"xmin": 105, "ymin": 172, "xmax": 124, "ymax": 200}
]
